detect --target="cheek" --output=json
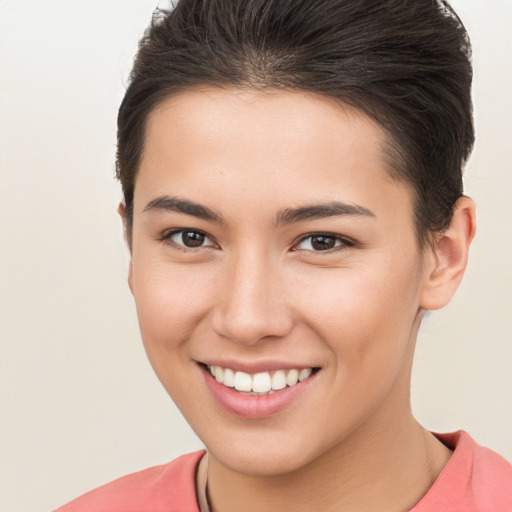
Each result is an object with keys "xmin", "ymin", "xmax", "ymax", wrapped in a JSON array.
[
  {"xmin": 295, "ymin": 254, "xmax": 423, "ymax": 373},
  {"xmin": 130, "ymin": 258, "xmax": 221, "ymax": 415},
  {"xmin": 293, "ymin": 265, "xmax": 422, "ymax": 441},
  {"xmin": 131, "ymin": 257, "xmax": 216, "ymax": 353}
]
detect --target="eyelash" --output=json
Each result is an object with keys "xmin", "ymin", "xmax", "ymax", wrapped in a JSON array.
[
  {"xmin": 160, "ymin": 229, "xmax": 355, "ymax": 254},
  {"xmin": 160, "ymin": 229, "xmax": 217, "ymax": 252},
  {"xmin": 293, "ymin": 232, "xmax": 355, "ymax": 253}
]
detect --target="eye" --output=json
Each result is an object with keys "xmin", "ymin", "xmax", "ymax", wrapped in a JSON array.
[
  {"xmin": 164, "ymin": 229, "xmax": 216, "ymax": 249},
  {"xmin": 294, "ymin": 233, "xmax": 353, "ymax": 252}
]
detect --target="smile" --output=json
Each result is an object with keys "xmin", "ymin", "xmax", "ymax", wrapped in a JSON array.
[
  {"xmin": 207, "ymin": 365, "xmax": 314, "ymax": 395},
  {"xmin": 201, "ymin": 363, "xmax": 320, "ymax": 419}
]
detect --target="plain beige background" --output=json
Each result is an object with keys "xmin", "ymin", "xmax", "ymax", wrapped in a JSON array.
[{"xmin": 0, "ymin": 1, "xmax": 511, "ymax": 510}]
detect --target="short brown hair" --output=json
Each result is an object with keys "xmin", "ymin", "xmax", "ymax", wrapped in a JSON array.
[{"xmin": 117, "ymin": 0, "xmax": 473, "ymax": 246}]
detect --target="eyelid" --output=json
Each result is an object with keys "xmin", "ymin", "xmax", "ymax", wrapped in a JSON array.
[
  {"xmin": 292, "ymin": 232, "xmax": 355, "ymax": 252},
  {"xmin": 158, "ymin": 228, "xmax": 354, "ymax": 253},
  {"xmin": 160, "ymin": 228, "xmax": 218, "ymax": 250}
]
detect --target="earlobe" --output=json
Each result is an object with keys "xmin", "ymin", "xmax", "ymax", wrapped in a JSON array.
[{"xmin": 420, "ymin": 197, "xmax": 476, "ymax": 311}]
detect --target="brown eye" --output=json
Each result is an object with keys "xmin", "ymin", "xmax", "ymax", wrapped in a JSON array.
[
  {"xmin": 167, "ymin": 229, "xmax": 214, "ymax": 248},
  {"xmin": 310, "ymin": 235, "xmax": 337, "ymax": 250},
  {"xmin": 295, "ymin": 233, "xmax": 352, "ymax": 252}
]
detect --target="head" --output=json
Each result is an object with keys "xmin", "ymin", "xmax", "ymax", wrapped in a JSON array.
[{"xmin": 116, "ymin": 0, "xmax": 476, "ymax": 476}]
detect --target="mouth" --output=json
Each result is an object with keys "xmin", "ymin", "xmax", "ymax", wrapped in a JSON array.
[
  {"xmin": 199, "ymin": 362, "xmax": 321, "ymax": 419},
  {"xmin": 205, "ymin": 364, "xmax": 318, "ymax": 395}
]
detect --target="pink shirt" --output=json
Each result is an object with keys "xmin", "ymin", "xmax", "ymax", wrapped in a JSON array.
[
  {"xmin": 412, "ymin": 431, "xmax": 512, "ymax": 511},
  {"xmin": 55, "ymin": 431, "xmax": 512, "ymax": 511}
]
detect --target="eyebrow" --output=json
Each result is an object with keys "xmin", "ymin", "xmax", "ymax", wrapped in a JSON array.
[
  {"xmin": 143, "ymin": 195, "xmax": 375, "ymax": 226},
  {"xmin": 275, "ymin": 201, "xmax": 375, "ymax": 225},
  {"xmin": 143, "ymin": 196, "xmax": 226, "ymax": 225}
]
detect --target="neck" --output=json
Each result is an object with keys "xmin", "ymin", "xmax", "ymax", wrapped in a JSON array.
[{"xmin": 206, "ymin": 410, "xmax": 451, "ymax": 512}]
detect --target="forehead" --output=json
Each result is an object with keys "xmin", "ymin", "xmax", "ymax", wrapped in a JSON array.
[
  {"xmin": 144, "ymin": 88, "xmax": 386, "ymax": 168},
  {"xmin": 136, "ymin": 87, "xmax": 413, "ymax": 224}
]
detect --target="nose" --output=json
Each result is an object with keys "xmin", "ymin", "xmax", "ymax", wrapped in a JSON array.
[{"xmin": 211, "ymin": 249, "xmax": 294, "ymax": 346}]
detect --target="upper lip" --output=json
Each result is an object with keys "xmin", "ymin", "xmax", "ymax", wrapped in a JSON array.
[{"xmin": 198, "ymin": 359, "xmax": 319, "ymax": 374}]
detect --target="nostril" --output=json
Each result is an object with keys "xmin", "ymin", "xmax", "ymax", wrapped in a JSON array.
[{"xmin": 211, "ymin": 307, "xmax": 294, "ymax": 346}]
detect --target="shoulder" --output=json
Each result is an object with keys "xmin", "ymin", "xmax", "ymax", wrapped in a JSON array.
[
  {"xmin": 412, "ymin": 431, "xmax": 512, "ymax": 511},
  {"xmin": 460, "ymin": 432, "xmax": 512, "ymax": 510},
  {"xmin": 53, "ymin": 450, "xmax": 205, "ymax": 512}
]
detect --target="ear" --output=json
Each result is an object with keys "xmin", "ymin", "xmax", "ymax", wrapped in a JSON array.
[
  {"xmin": 117, "ymin": 201, "xmax": 134, "ymax": 295},
  {"xmin": 420, "ymin": 197, "xmax": 476, "ymax": 311}
]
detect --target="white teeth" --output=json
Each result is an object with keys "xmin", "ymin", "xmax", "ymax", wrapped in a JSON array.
[
  {"xmin": 286, "ymin": 369, "xmax": 299, "ymax": 387},
  {"xmin": 298, "ymin": 368, "xmax": 312, "ymax": 382},
  {"xmin": 271, "ymin": 370, "xmax": 286, "ymax": 390},
  {"xmin": 223, "ymin": 368, "xmax": 235, "ymax": 387},
  {"xmin": 234, "ymin": 371, "xmax": 252, "ymax": 392},
  {"xmin": 214, "ymin": 366, "xmax": 224, "ymax": 382},
  {"xmin": 252, "ymin": 372, "xmax": 272, "ymax": 393},
  {"xmin": 207, "ymin": 365, "xmax": 315, "ymax": 394}
]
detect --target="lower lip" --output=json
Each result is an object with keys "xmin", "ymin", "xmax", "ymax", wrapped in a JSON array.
[{"xmin": 200, "ymin": 365, "xmax": 317, "ymax": 419}]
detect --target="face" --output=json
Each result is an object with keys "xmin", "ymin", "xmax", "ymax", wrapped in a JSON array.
[{"xmin": 127, "ymin": 88, "xmax": 431, "ymax": 476}]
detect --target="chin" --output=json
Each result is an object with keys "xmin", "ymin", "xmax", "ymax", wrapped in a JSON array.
[
  {"xmin": 215, "ymin": 448, "xmax": 310, "ymax": 477},
  {"xmin": 204, "ymin": 428, "xmax": 328, "ymax": 477}
]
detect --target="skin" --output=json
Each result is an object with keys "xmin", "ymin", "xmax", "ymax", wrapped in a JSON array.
[{"xmin": 119, "ymin": 88, "xmax": 476, "ymax": 512}]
